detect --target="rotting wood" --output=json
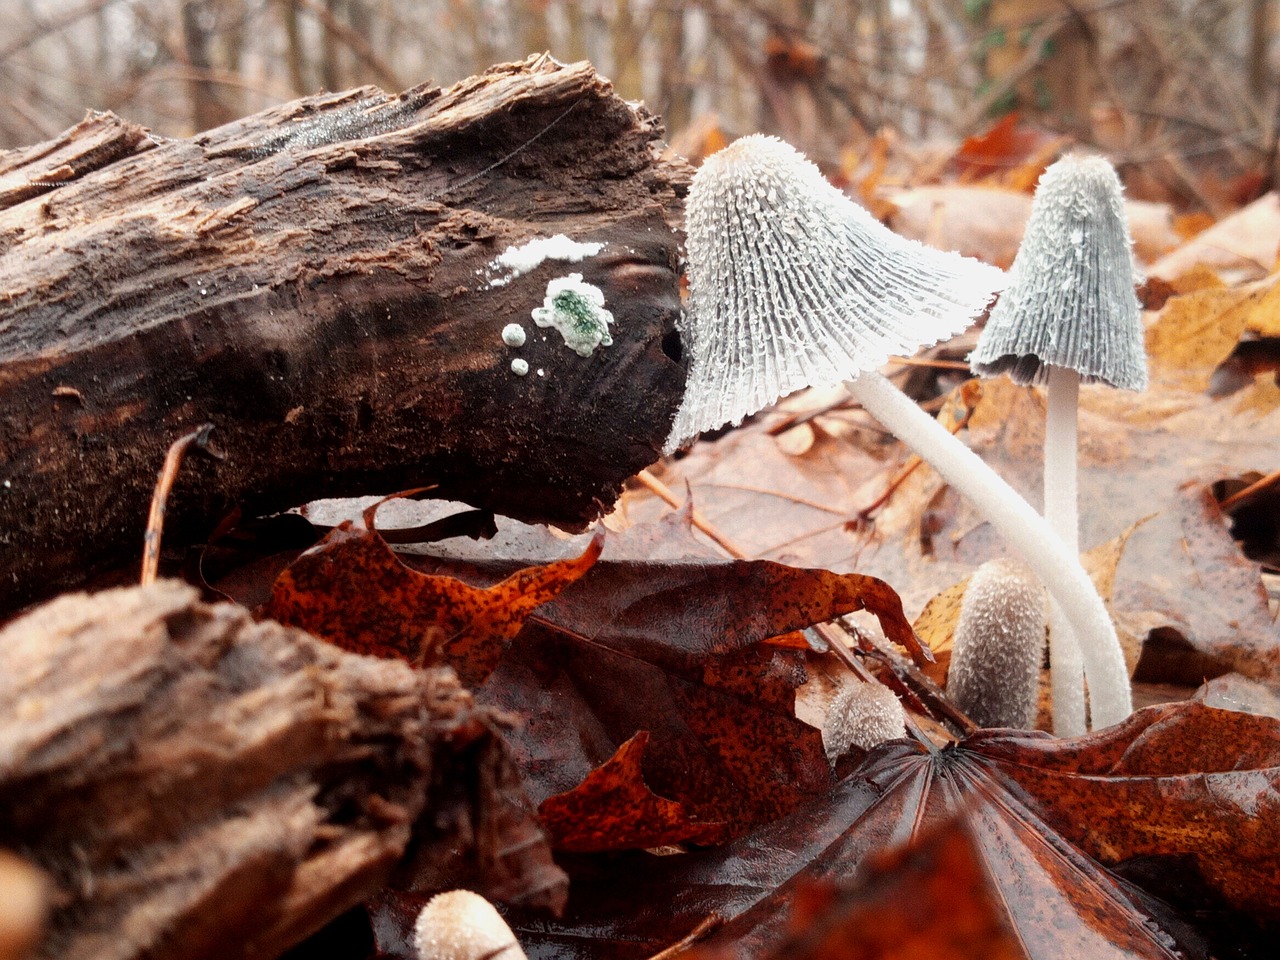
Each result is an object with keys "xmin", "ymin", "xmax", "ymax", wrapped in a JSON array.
[
  {"xmin": 0, "ymin": 55, "xmax": 690, "ymax": 614},
  {"xmin": 0, "ymin": 581, "xmax": 566, "ymax": 960}
]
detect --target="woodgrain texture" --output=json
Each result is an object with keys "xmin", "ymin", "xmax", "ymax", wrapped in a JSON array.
[
  {"xmin": 0, "ymin": 581, "xmax": 565, "ymax": 960},
  {"xmin": 0, "ymin": 56, "xmax": 689, "ymax": 613}
]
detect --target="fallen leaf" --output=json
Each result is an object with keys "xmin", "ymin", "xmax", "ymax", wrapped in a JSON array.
[
  {"xmin": 266, "ymin": 502, "xmax": 603, "ymax": 685},
  {"xmin": 1149, "ymin": 191, "xmax": 1280, "ymax": 284},
  {"xmin": 886, "ymin": 185, "xmax": 1179, "ymax": 268},
  {"xmin": 1125, "ymin": 485, "xmax": 1280, "ymax": 682},
  {"xmin": 538, "ymin": 732, "xmax": 726, "ymax": 851},
  {"xmin": 911, "ymin": 577, "xmax": 967, "ymax": 686},
  {"xmin": 414, "ymin": 552, "xmax": 922, "ymax": 845},
  {"xmin": 950, "ymin": 112, "xmax": 1064, "ymax": 194},
  {"xmin": 1145, "ymin": 270, "xmax": 1280, "ymax": 392},
  {"xmin": 505, "ymin": 701, "xmax": 1280, "ymax": 959},
  {"xmin": 692, "ymin": 818, "xmax": 1026, "ymax": 960},
  {"xmin": 1195, "ymin": 673, "xmax": 1280, "ymax": 718}
]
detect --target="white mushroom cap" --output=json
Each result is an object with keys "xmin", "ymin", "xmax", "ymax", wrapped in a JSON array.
[
  {"xmin": 665, "ymin": 134, "xmax": 1006, "ymax": 452},
  {"xmin": 823, "ymin": 679, "xmax": 907, "ymax": 756},
  {"xmin": 947, "ymin": 559, "xmax": 1046, "ymax": 729},
  {"xmin": 970, "ymin": 154, "xmax": 1147, "ymax": 389},
  {"xmin": 414, "ymin": 890, "xmax": 527, "ymax": 960}
]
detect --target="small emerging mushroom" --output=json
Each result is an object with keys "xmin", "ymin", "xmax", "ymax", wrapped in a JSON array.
[
  {"xmin": 823, "ymin": 679, "xmax": 907, "ymax": 757},
  {"xmin": 948, "ymin": 559, "xmax": 1046, "ymax": 729},
  {"xmin": 414, "ymin": 890, "xmax": 527, "ymax": 960},
  {"xmin": 970, "ymin": 155, "xmax": 1145, "ymax": 735},
  {"xmin": 668, "ymin": 135, "xmax": 1132, "ymax": 729}
]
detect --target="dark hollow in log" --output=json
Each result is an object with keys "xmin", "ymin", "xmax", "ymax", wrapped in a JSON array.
[
  {"xmin": 0, "ymin": 581, "xmax": 566, "ymax": 960},
  {"xmin": 0, "ymin": 56, "xmax": 689, "ymax": 614}
]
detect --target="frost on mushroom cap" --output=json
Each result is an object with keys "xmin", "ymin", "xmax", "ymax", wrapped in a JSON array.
[
  {"xmin": 665, "ymin": 134, "xmax": 1006, "ymax": 452},
  {"xmin": 414, "ymin": 890, "xmax": 527, "ymax": 960},
  {"xmin": 970, "ymin": 154, "xmax": 1147, "ymax": 390},
  {"xmin": 947, "ymin": 559, "xmax": 1046, "ymax": 729}
]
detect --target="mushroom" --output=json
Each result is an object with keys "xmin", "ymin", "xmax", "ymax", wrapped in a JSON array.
[
  {"xmin": 667, "ymin": 134, "xmax": 1133, "ymax": 729},
  {"xmin": 822, "ymin": 679, "xmax": 907, "ymax": 756},
  {"xmin": 414, "ymin": 890, "xmax": 527, "ymax": 960},
  {"xmin": 970, "ymin": 155, "xmax": 1145, "ymax": 735},
  {"xmin": 947, "ymin": 559, "xmax": 1046, "ymax": 728}
]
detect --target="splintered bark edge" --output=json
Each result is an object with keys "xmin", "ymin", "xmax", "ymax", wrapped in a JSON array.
[{"xmin": 0, "ymin": 581, "xmax": 566, "ymax": 960}]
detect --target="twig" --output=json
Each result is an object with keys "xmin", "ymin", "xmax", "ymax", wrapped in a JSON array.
[
  {"xmin": 853, "ymin": 404, "xmax": 973, "ymax": 523},
  {"xmin": 290, "ymin": 0, "xmax": 403, "ymax": 91},
  {"xmin": 141, "ymin": 425, "xmax": 222, "ymax": 585},
  {"xmin": 1221, "ymin": 468, "xmax": 1280, "ymax": 511},
  {"xmin": 954, "ymin": 16, "xmax": 1065, "ymax": 135},
  {"xmin": 885, "ymin": 356, "xmax": 973, "ymax": 370},
  {"xmin": 696, "ymin": 483, "xmax": 846, "ymax": 515},
  {"xmin": 634, "ymin": 469, "xmax": 749, "ymax": 559}
]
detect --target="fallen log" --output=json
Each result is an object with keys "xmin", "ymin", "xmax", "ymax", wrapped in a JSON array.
[
  {"xmin": 0, "ymin": 55, "xmax": 689, "ymax": 614},
  {"xmin": 0, "ymin": 581, "xmax": 566, "ymax": 960}
]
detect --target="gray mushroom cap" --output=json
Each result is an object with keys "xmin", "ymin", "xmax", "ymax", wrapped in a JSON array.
[
  {"xmin": 665, "ymin": 134, "xmax": 1005, "ymax": 452},
  {"xmin": 969, "ymin": 154, "xmax": 1147, "ymax": 390}
]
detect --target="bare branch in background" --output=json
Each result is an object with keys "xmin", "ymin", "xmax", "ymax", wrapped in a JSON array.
[{"xmin": 0, "ymin": 1, "xmax": 1274, "ymax": 198}]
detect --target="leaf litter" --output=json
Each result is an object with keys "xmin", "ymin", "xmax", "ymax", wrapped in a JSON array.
[{"xmin": 245, "ymin": 121, "xmax": 1280, "ymax": 959}]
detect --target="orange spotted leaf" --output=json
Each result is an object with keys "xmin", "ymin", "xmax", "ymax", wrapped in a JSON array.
[
  {"xmin": 267, "ymin": 520, "xmax": 603, "ymax": 686},
  {"xmin": 702, "ymin": 819, "xmax": 1025, "ymax": 960},
  {"xmin": 539, "ymin": 732, "xmax": 726, "ymax": 852}
]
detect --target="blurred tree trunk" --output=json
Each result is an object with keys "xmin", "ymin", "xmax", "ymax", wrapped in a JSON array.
[
  {"xmin": 181, "ymin": 0, "xmax": 235, "ymax": 132},
  {"xmin": 321, "ymin": 0, "xmax": 340, "ymax": 89},
  {"xmin": 983, "ymin": 0, "xmax": 1093, "ymax": 128},
  {"xmin": 1248, "ymin": 0, "xmax": 1273, "ymax": 104},
  {"xmin": 279, "ymin": 0, "xmax": 310, "ymax": 95}
]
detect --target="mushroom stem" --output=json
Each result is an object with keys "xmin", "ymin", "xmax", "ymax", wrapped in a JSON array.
[
  {"xmin": 845, "ymin": 370, "xmax": 1132, "ymax": 728},
  {"xmin": 1044, "ymin": 364, "xmax": 1087, "ymax": 735}
]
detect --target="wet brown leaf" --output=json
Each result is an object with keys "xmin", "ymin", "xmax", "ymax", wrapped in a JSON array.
[
  {"xmin": 692, "ymin": 819, "xmax": 1025, "ymax": 960},
  {"xmin": 506, "ymin": 701, "xmax": 1280, "ymax": 959},
  {"xmin": 417, "ymin": 551, "xmax": 921, "ymax": 847},
  {"xmin": 538, "ymin": 732, "xmax": 726, "ymax": 851}
]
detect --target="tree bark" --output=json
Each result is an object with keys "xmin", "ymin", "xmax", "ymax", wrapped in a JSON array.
[
  {"xmin": 0, "ymin": 55, "xmax": 689, "ymax": 615},
  {"xmin": 0, "ymin": 581, "xmax": 565, "ymax": 960}
]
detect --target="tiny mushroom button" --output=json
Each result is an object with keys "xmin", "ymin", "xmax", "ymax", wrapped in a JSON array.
[
  {"xmin": 414, "ymin": 890, "xmax": 527, "ymax": 960},
  {"xmin": 971, "ymin": 154, "xmax": 1146, "ymax": 735},
  {"xmin": 948, "ymin": 559, "xmax": 1046, "ymax": 730}
]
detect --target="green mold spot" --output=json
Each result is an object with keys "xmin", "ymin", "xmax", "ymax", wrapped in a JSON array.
[{"xmin": 531, "ymin": 273, "xmax": 614, "ymax": 357}]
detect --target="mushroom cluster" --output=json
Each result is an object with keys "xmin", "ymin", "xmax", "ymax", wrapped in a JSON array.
[{"xmin": 668, "ymin": 135, "xmax": 1134, "ymax": 730}]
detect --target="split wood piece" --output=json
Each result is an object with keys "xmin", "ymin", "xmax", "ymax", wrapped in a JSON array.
[
  {"xmin": 0, "ymin": 581, "xmax": 566, "ymax": 960},
  {"xmin": 0, "ymin": 55, "xmax": 690, "ymax": 614}
]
